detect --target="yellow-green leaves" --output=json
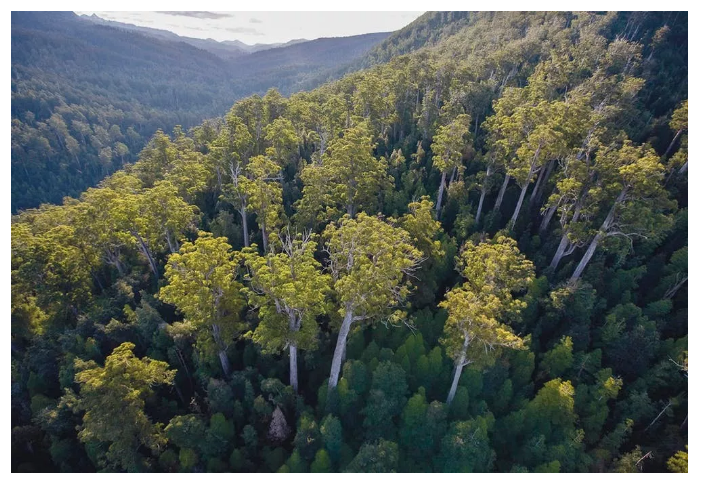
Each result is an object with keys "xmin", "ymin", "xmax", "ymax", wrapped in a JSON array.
[
  {"xmin": 323, "ymin": 213, "xmax": 423, "ymax": 321},
  {"xmin": 297, "ymin": 122, "xmax": 392, "ymax": 224},
  {"xmin": 74, "ymin": 342, "xmax": 175, "ymax": 471},
  {"xmin": 239, "ymin": 155, "xmax": 284, "ymax": 250},
  {"xmin": 440, "ymin": 235, "xmax": 534, "ymax": 366},
  {"xmin": 242, "ymin": 232, "xmax": 331, "ymax": 353},
  {"xmin": 399, "ymin": 196, "xmax": 445, "ymax": 260},
  {"xmin": 159, "ymin": 233, "xmax": 245, "ymax": 363},
  {"xmin": 431, "ymin": 114, "xmax": 470, "ymax": 174}
]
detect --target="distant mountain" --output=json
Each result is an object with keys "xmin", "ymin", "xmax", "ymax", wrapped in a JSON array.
[
  {"xmin": 222, "ymin": 38, "xmax": 309, "ymax": 53},
  {"xmin": 226, "ymin": 32, "xmax": 391, "ymax": 97},
  {"xmin": 78, "ymin": 13, "xmax": 249, "ymax": 60},
  {"xmin": 11, "ymin": 11, "xmax": 391, "ymax": 211},
  {"xmin": 79, "ymin": 14, "xmax": 311, "ymax": 59}
]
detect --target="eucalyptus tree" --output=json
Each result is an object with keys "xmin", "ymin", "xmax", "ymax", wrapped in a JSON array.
[
  {"xmin": 569, "ymin": 142, "xmax": 674, "ymax": 282},
  {"xmin": 210, "ymin": 111, "xmax": 255, "ymax": 246},
  {"xmin": 297, "ymin": 122, "xmax": 392, "ymax": 225},
  {"xmin": 73, "ymin": 342, "xmax": 176, "ymax": 471},
  {"xmin": 264, "ymin": 117, "xmax": 299, "ymax": 168},
  {"xmin": 431, "ymin": 113, "xmax": 471, "ymax": 217},
  {"xmin": 239, "ymin": 155, "xmax": 283, "ymax": 252},
  {"xmin": 664, "ymin": 100, "xmax": 688, "ymax": 159},
  {"xmin": 323, "ymin": 213, "xmax": 424, "ymax": 392},
  {"xmin": 440, "ymin": 235, "xmax": 534, "ymax": 404},
  {"xmin": 159, "ymin": 232, "xmax": 246, "ymax": 376},
  {"xmin": 242, "ymin": 231, "xmax": 331, "ymax": 391}
]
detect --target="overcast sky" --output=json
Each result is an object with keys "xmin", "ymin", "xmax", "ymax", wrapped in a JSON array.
[{"xmin": 75, "ymin": 11, "xmax": 424, "ymax": 45}]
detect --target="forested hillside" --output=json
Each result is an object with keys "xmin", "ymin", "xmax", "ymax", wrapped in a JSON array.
[
  {"xmin": 10, "ymin": 12, "xmax": 389, "ymax": 211},
  {"xmin": 11, "ymin": 11, "xmax": 688, "ymax": 474}
]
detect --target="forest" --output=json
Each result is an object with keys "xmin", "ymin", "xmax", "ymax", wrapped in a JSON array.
[
  {"xmin": 11, "ymin": 11, "xmax": 688, "ymax": 473},
  {"xmin": 10, "ymin": 11, "xmax": 388, "ymax": 212}
]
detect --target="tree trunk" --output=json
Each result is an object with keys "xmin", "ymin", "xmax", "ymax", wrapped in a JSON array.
[
  {"xmin": 212, "ymin": 323, "xmax": 230, "ymax": 376},
  {"xmin": 509, "ymin": 182, "xmax": 530, "ymax": 230},
  {"xmin": 529, "ymin": 163, "xmax": 548, "ymax": 206},
  {"xmin": 134, "ymin": 232, "xmax": 159, "ymax": 278},
  {"xmin": 475, "ymin": 165, "xmax": 492, "ymax": 225},
  {"xmin": 664, "ymin": 275, "xmax": 688, "ymax": 299},
  {"xmin": 570, "ymin": 232, "xmax": 602, "ymax": 282},
  {"xmin": 435, "ymin": 171, "xmax": 447, "ymax": 218},
  {"xmin": 239, "ymin": 205, "xmax": 249, "ymax": 247},
  {"xmin": 165, "ymin": 230, "xmax": 178, "ymax": 254},
  {"xmin": 288, "ymin": 312, "xmax": 300, "ymax": 392},
  {"xmin": 328, "ymin": 309, "xmax": 354, "ymax": 392},
  {"xmin": 663, "ymin": 129, "xmax": 683, "ymax": 159},
  {"xmin": 261, "ymin": 221, "xmax": 269, "ymax": 253},
  {"xmin": 106, "ymin": 249, "xmax": 125, "ymax": 276},
  {"xmin": 570, "ymin": 189, "xmax": 626, "ymax": 282},
  {"xmin": 493, "ymin": 173, "xmax": 510, "ymax": 212},
  {"xmin": 530, "ymin": 159, "xmax": 555, "ymax": 208},
  {"xmin": 540, "ymin": 203, "xmax": 559, "ymax": 233},
  {"xmin": 475, "ymin": 188, "xmax": 487, "ymax": 226},
  {"xmin": 289, "ymin": 343, "xmax": 298, "ymax": 392},
  {"xmin": 449, "ymin": 166, "xmax": 458, "ymax": 186},
  {"xmin": 91, "ymin": 271, "xmax": 105, "ymax": 292},
  {"xmin": 446, "ymin": 333, "xmax": 469, "ymax": 405},
  {"xmin": 446, "ymin": 361, "xmax": 464, "ymax": 405},
  {"xmin": 218, "ymin": 350, "xmax": 230, "ymax": 376},
  {"xmin": 549, "ymin": 197, "xmax": 583, "ymax": 270},
  {"xmin": 678, "ymin": 159, "xmax": 688, "ymax": 174},
  {"xmin": 549, "ymin": 235, "xmax": 571, "ymax": 272}
]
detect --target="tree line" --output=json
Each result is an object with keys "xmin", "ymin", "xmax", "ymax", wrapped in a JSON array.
[{"xmin": 11, "ymin": 11, "xmax": 687, "ymax": 473}]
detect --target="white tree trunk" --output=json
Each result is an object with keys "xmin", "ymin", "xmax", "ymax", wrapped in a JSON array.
[
  {"xmin": 530, "ymin": 159, "xmax": 555, "ymax": 207},
  {"xmin": 134, "ymin": 231, "xmax": 159, "ymax": 277},
  {"xmin": 570, "ymin": 189, "xmax": 626, "ymax": 282},
  {"xmin": 446, "ymin": 333, "xmax": 470, "ymax": 405},
  {"xmin": 475, "ymin": 165, "xmax": 492, "ymax": 225},
  {"xmin": 446, "ymin": 362, "xmax": 464, "ymax": 405},
  {"xmin": 549, "ymin": 198, "xmax": 584, "ymax": 271},
  {"xmin": 435, "ymin": 171, "xmax": 447, "ymax": 218},
  {"xmin": 540, "ymin": 203, "xmax": 559, "ymax": 233},
  {"xmin": 328, "ymin": 309, "xmax": 354, "ymax": 392},
  {"xmin": 240, "ymin": 205, "xmax": 249, "ymax": 247},
  {"xmin": 493, "ymin": 173, "xmax": 510, "ymax": 211},
  {"xmin": 509, "ymin": 182, "xmax": 529, "ymax": 230},
  {"xmin": 289, "ymin": 343, "xmax": 298, "ymax": 392},
  {"xmin": 549, "ymin": 235, "xmax": 571, "ymax": 271},
  {"xmin": 475, "ymin": 188, "xmax": 487, "ymax": 226},
  {"xmin": 218, "ymin": 349, "xmax": 230, "ymax": 376},
  {"xmin": 261, "ymin": 221, "xmax": 269, "ymax": 253},
  {"xmin": 663, "ymin": 129, "xmax": 683, "ymax": 159},
  {"xmin": 678, "ymin": 159, "xmax": 688, "ymax": 174}
]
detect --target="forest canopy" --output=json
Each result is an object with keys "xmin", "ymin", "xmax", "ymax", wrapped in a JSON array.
[{"xmin": 11, "ymin": 11, "xmax": 687, "ymax": 474}]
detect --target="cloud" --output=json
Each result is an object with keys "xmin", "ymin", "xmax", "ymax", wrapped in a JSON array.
[
  {"xmin": 249, "ymin": 18, "xmax": 262, "ymax": 24},
  {"xmin": 159, "ymin": 11, "xmax": 233, "ymax": 20},
  {"xmin": 225, "ymin": 26, "xmax": 264, "ymax": 36}
]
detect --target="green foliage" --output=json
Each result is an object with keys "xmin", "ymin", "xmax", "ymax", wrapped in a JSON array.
[
  {"xmin": 346, "ymin": 440, "xmax": 399, "ymax": 473},
  {"xmin": 74, "ymin": 342, "xmax": 175, "ymax": 471},
  {"xmin": 666, "ymin": 446, "xmax": 687, "ymax": 473},
  {"xmin": 10, "ymin": 10, "xmax": 687, "ymax": 474},
  {"xmin": 540, "ymin": 336, "xmax": 574, "ymax": 379},
  {"xmin": 311, "ymin": 449, "xmax": 332, "ymax": 472},
  {"xmin": 436, "ymin": 415, "xmax": 496, "ymax": 472}
]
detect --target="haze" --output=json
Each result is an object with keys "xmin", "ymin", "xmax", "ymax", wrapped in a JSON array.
[{"xmin": 75, "ymin": 11, "xmax": 424, "ymax": 44}]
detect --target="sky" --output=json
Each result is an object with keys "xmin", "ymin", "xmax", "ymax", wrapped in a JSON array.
[{"xmin": 74, "ymin": 11, "xmax": 424, "ymax": 45}]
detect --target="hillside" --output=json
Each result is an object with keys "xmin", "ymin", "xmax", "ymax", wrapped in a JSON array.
[
  {"xmin": 10, "ymin": 12, "xmax": 389, "ymax": 211},
  {"xmin": 79, "ymin": 14, "xmax": 309, "ymax": 59},
  {"xmin": 11, "ymin": 11, "xmax": 688, "ymax": 474}
]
